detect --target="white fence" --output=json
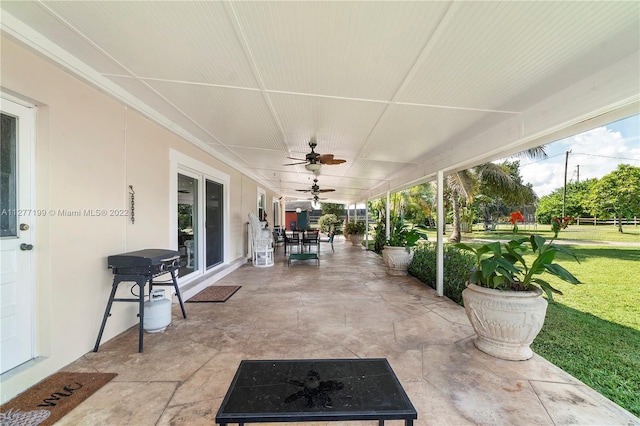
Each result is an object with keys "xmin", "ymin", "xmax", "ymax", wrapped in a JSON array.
[{"xmin": 575, "ymin": 217, "xmax": 639, "ymax": 226}]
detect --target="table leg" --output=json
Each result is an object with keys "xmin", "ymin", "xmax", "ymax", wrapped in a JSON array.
[{"xmin": 405, "ymin": 420, "xmax": 413, "ymax": 426}]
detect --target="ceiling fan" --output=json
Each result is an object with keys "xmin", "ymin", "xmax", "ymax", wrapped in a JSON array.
[
  {"xmin": 295, "ymin": 178, "xmax": 335, "ymax": 196},
  {"xmin": 284, "ymin": 138, "xmax": 346, "ymax": 171},
  {"xmin": 308, "ymin": 195, "xmax": 327, "ymax": 202}
]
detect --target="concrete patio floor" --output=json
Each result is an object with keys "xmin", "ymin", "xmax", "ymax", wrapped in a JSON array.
[{"xmin": 61, "ymin": 237, "xmax": 638, "ymax": 425}]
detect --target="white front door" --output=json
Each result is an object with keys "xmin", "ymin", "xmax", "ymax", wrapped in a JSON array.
[{"xmin": 0, "ymin": 97, "xmax": 35, "ymax": 373}]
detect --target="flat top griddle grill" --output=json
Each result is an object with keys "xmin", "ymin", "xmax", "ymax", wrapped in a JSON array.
[{"xmin": 94, "ymin": 248, "xmax": 187, "ymax": 353}]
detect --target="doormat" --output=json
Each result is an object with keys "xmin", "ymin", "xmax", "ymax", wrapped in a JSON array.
[
  {"xmin": 0, "ymin": 372, "xmax": 117, "ymax": 426},
  {"xmin": 186, "ymin": 285, "xmax": 241, "ymax": 303}
]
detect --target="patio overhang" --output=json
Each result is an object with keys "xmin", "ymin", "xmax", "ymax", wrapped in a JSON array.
[{"xmin": 1, "ymin": 1, "xmax": 638, "ymax": 205}]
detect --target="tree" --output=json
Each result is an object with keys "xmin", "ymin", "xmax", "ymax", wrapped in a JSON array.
[
  {"xmin": 403, "ymin": 183, "xmax": 435, "ymax": 227},
  {"xmin": 320, "ymin": 203, "xmax": 345, "ymax": 218},
  {"xmin": 447, "ymin": 161, "xmax": 538, "ymax": 242},
  {"xmin": 587, "ymin": 164, "xmax": 640, "ymax": 233},
  {"xmin": 473, "ymin": 160, "xmax": 537, "ymax": 225},
  {"xmin": 536, "ymin": 179, "xmax": 597, "ymax": 224}
]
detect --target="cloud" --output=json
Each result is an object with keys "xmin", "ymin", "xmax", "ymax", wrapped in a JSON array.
[{"xmin": 516, "ymin": 125, "xmax": 640, "ymax": 197}]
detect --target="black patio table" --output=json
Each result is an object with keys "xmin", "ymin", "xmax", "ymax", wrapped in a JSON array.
[{"xmin": 216, "ymin": 358, "xmax": 417, "ymax": 426}]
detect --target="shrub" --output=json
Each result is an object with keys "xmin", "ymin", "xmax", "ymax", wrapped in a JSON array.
[
  {"xmin": 409, "ymin": 242, "xmax": 476, "ymax": 304},
  {"xmin": 373, "ymin": 220, "xmax": 386, "ymax": 254},
  {"xmin": 318, "ymin": 214, "xmax": 341, "ymax": 233}
]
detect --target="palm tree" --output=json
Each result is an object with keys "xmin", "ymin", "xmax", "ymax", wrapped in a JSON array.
[{"xmin": 447, "ymin": 148, "xmax": 546, "ymax": 243}]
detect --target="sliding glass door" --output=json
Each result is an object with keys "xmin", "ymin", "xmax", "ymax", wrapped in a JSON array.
[
  {"xmin": 205, "ymin": 179, "xmax": 223, "ymax": 269},
  {"xmin": 175, "ymin": 163, "xmax": 227, "ymax": 280}
]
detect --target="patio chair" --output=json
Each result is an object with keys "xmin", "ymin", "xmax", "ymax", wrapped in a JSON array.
[
  {"xmin": 184, "ymin": 239, "xmax": 194, "ymax": 267},
  {"xmin": 272, "ymin": 226, "xmax": 285, "ymax": 251},
  {"xmin": 248, "ymin": 212, "xmax": 273, "ymax": 267},
  {"xmin": 302, "ymin": 229, "xmax": 320, "ymax": 253},
  {"xmin": 284, "ymin": 231, "xmax": 301, "ymax": 255}
]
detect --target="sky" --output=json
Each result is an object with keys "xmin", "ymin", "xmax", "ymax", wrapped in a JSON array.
[{"xmin": 511, "ymin": 114, "xmax": 640, "ymax": 197}]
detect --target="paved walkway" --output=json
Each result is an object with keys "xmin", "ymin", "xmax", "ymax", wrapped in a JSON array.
[{"xmin": 59, "ymin": 237, "xmax": 638, "ymax": 425}]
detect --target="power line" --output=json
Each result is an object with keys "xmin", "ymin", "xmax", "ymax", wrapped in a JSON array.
[
  {"xmin": 518, "ymin": 151, "xmax": 639, "ymax": 168},
  {"xmin": 518, "ymin": 152, "xmax": 567, "ymax": 166},
  {"xmin": 570, "ymin": 152, "xmax": 639, "ymax": 161}
]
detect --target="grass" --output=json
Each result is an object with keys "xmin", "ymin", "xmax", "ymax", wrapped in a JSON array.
[
  {"xmin": 525, "ymin": 245, "xmax": 639, "ymax": 417},
  {"xmin": 532, "ymin": 303, "xmax": 640, "ymax": 418},
  {"xmin": 465, "ymin": 223, "xmax": 640, "ymax": 243},
  {"xmin": 369, "ymin": 223, "xmax": 640, "ymax": 244}
]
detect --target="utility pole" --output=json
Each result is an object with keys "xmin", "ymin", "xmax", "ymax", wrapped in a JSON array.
[
  {"xmin": 576, "ymin": 165, "xmax": 580, "ymax": 183},
  {"xmin": 562, "ymin": 150, "xmax": 571, "ymax": 218}
]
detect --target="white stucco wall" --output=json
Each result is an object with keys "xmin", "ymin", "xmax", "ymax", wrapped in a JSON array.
[{"xmin": 0, "ymin": 36, "xmax": 279, "ymax": 401}]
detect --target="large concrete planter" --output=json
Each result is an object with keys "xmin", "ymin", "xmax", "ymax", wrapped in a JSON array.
[
  {"xmin": 382, "ymin": 245, "xmax": 413, "ymax": 276},
  {"xmin": 462, "ymin": 283, "xmax": 548, "ymax": 361},
  {"xmin": 349, "ymin": 234, "xmax": 364, "ymax": 246}
]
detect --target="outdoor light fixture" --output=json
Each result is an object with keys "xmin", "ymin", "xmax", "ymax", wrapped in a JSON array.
[{"xmin": 305, "ymin": 162, "xmax": 321, "ymax": 172}]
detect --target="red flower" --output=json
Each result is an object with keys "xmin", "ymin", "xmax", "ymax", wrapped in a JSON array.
[{"xmin": 509, "ymin": 211, "xmax": 525, "ymax": 225}]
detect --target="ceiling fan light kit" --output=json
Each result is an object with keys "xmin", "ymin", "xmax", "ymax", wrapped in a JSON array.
[{"xmin": 305, "ymin": 163, "xmax": 322, "ymax": 172}]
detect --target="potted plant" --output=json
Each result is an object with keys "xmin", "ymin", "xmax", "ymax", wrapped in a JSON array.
[
  {"xmin": 344, "ymin": 221, "xmax": 366, "ymax": 246},
  {"xmin": 382, "ymin": 218, "xmax": 426, "ymax": 276},
  {"xmin": 455, "ymin": 235, "xmax": 581, "ymax": 360}
]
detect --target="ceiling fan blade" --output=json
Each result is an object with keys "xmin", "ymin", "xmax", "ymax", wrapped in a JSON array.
[
  {"xmin": 295, "ymin": 189, "xmax": 311, "ymax": 192},
  {"xmin": 318, "ymin": 154, "xmax": 346, "ymax": 165},
  {"xmin": 287, "ymin": 156, "xmax": 307, "ymax": 161},
  {"xmin": 318, "ymin": 189, "xmax": 335, "ymax": 193},
  {"xmin": 283, "ymin": 161, "xmax": 308, "ymax": 166},
  {"xmin": 324, "ymin": 159, "xmax": 346, "ymax": 165}
]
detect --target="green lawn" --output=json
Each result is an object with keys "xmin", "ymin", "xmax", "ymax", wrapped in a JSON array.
[
  {"xmin": 372, "ymin": 223, "xmax": 640, "ymax": 244},
  {"xmin": 465, "ymin": 223, "xmax": 640, "ymax": 243},
  {"xmin": 526, "ymin": 245, "xmax": 640, "ymax": 417}
]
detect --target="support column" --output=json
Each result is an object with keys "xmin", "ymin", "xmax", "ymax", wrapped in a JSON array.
[
  {"xmin": 436, "ymin": 170, "xmax": 444, "ymax": 297},
  {"xmin": 365, "ymin": 200, "xmax": 369, "ymax": 250},
  {"xmin": 385, "ymin": 191, "xmax": 391, "ymax": 241}
]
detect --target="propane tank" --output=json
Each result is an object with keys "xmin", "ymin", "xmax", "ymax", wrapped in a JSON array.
[{"xmin": 143, "ymin": 289, "xmax": 171, "ymax": 333}]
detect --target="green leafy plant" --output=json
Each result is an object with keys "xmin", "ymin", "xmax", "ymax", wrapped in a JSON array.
[
  {"xmin": 455, "ymin": 234, "xmax": 581, "ymax": 300},
  {"xmin": 386, "ymin": 217, "xmax": 426, "ymax": 248},
  {"xmin": 344, "ymin": 220, "xmax": 366, "ymax": 235},
  {"xmin": 551, "ymin": 216, "xmax": 573, "ymax": 238}
]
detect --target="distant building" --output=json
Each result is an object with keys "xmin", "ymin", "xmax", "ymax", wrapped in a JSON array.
[{"xmin": 284, "ymin": 201, "xmax": 313, "ymax": 230}]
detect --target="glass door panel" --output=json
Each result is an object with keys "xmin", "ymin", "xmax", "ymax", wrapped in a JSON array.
[
  {"xmin": 205, "ymin": 179, "xmax": 223, "ymax": 268},
  {"xmin": 177, "ymin": 174, "xmax": 198, "ymax": 277},
  {"xmin": 0, "ymin": 113, "xmax": 17, "ymax": 237}
]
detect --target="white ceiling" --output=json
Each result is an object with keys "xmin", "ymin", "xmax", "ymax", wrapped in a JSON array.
[{"xmin": 2, "ymin": 1, "xmax": 638, "ymax": 203}]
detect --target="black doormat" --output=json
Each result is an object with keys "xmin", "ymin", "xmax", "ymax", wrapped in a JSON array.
[{"xmin": 186, "ymin": 285, "xmax": 241, "ymax": 303}]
